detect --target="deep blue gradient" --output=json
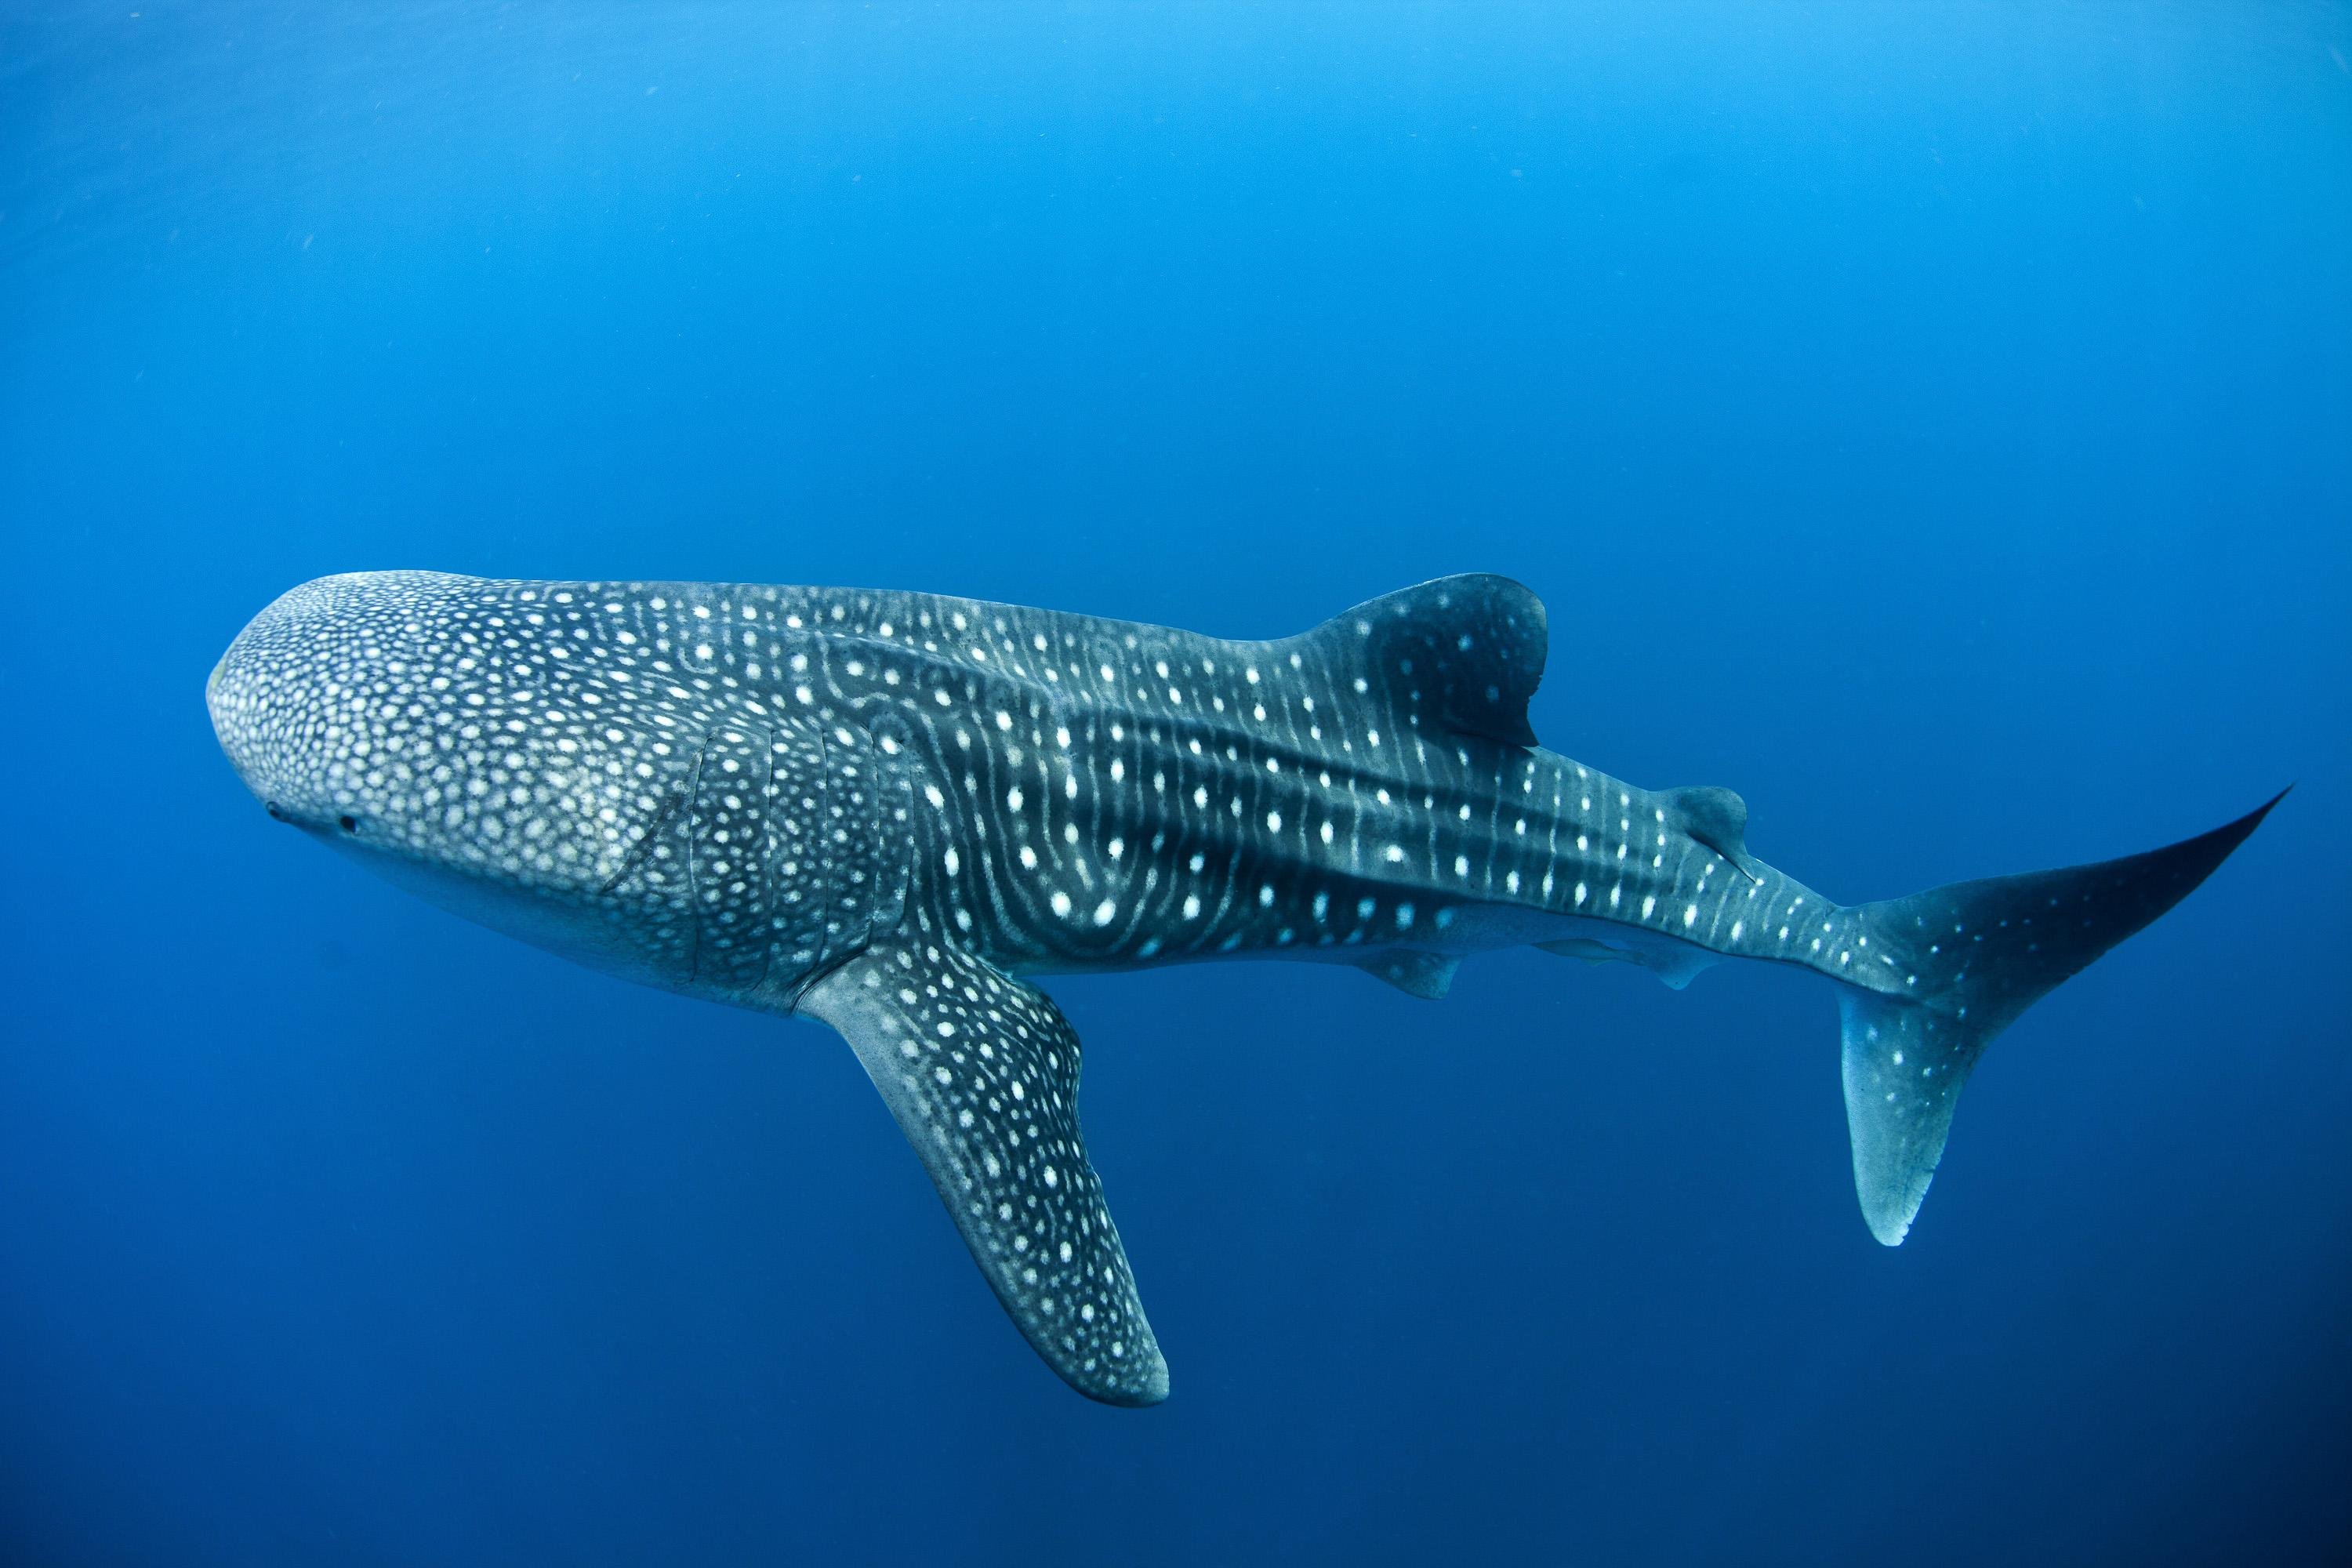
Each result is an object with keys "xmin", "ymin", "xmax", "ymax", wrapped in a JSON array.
[{"xmin": 4, "ymin": 5, "xmax": 2348, "ymax": 1563}]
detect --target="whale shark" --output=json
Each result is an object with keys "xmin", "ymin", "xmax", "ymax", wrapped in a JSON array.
[{"xmin": 207, "ymin": 571, "xmax": 2279, "ymax": 1405}]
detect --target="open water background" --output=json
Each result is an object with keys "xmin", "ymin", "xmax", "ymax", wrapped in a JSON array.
[{"xmin": 2, "ymin": 4, "xmax": 2347, "ymax": 1563}]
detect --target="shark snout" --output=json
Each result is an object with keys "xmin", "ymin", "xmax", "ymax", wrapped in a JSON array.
[
  {"xmin": 205, "ymin": 645, "xmax": 259, "ymax": 793},
  {"xmin": 205, "ymin": 652, "xmax": 279, "ymax": 820},
  {"xmin": 209, "ymin": 571, "xmax": 466, "ymax": 828},
  {"xmin": 207, "ymin": 614, "xmax": 296, "ymax": 809}
]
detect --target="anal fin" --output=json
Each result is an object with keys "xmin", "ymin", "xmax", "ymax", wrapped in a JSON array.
[
  {"xmin": 799, "ymin": 938, "xmax": 1168, "ymax": 1406},
  {"xmin": 1352, "ymin": 949, "xmax": 1462, "ymax": 1000},
  {"xmin": 1537, "ymin": 936, "xmax": 1717, "ymax": 990},
  {"xmin": 1537, "ymin": 937, "xmax": 1624, "ymax": 967}
]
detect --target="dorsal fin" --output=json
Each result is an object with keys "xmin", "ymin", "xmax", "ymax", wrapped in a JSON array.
[
  {"xmin": 1297, "ymin": 575, "xmax": 1548, "ymax": 747},
  {"xmin": 1663, "ymin": 785, "xmax": 1761, "ymax": 883}
]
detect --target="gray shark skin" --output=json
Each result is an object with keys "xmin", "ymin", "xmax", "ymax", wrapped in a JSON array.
[{"xmin": 207, "ymin": 571, "xmax": 2281, "ymax": 1405}]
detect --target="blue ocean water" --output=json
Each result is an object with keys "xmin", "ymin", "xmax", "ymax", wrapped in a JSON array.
[{"xmin": 4, "ymin": 2, "xmax": 2348, "ymax": 1562}]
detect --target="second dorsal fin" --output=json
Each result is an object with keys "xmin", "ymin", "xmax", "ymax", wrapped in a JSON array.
[
  {"xmin": 1295, "ymin": 575, "xmax": 1548, "ymax": 748},
  {"xmin": 1664, "ymin": 785, "xmax": 1761, "ymax": 883}
]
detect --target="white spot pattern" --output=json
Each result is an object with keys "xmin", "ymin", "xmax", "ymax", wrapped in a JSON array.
[{"xmin": 207, "ymin": 568, "xmax": 1979, "ymax": 1407}]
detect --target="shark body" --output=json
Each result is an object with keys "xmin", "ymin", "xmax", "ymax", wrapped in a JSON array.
[{"xmin": 208, "ymin": 571, "xmax": 2278, "ymax": 1404}]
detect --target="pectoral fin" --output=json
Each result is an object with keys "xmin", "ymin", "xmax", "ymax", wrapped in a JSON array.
[{"xmin": 797, "ymin": 938, "xmax": 1168, "ymax": 1406}]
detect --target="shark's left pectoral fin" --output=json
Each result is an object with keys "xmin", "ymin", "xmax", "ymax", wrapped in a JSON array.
[{"xmin": 798, "ymin": 938, "xmax": 1169, "ymax": 1406}]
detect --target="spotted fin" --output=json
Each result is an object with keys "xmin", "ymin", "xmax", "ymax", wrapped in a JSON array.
[
  {"xmin": 797, "ymin": 938, "xmax": 1168, "ymax": 1406},
  {"xmin": 1663, "ymin": 785, "xmax": 1761, "ymax": 884},
  {"xmin": 1353, "ymin": 949, "xmax": 1462, "ymax": 1000},
  {"xmin": 1300, "ymin": 574, "xmax": 1548, "ymax": 748},
  {"xmin": 1838, "ymin": 789, "xmax": 2284, "ymax": 1245}
]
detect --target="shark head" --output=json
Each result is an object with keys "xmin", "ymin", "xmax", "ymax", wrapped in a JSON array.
[{"xmin": 208, "ymin": 572, "xmax": 709, "ymax": 988}]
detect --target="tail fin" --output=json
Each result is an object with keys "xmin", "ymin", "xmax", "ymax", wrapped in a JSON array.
[{"xmin": 1839, "ymin": 789, "xmax": 2285, "ymax": 1245}]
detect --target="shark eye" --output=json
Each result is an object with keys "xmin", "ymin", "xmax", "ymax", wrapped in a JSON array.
[
  {"xmin": 337, "ymin": 815, "xmax": 358, "ymax": 833},
  {"xmin": 264, "ymin": 800, "xmax": 285, "ymax": 822}
]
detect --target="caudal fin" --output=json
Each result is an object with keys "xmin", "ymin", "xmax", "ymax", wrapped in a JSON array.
[{"xmin": 1838, "ymin": 789, "xmax": 2285, "ymax": 1245}]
